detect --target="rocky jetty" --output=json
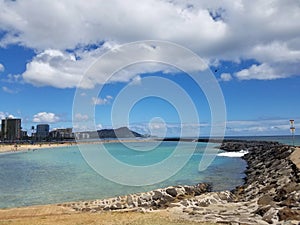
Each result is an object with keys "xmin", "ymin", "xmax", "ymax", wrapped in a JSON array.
[
  {"xmin": 233, "ymin": 143, "xmax": 300, "ymax": 223},
  {"xmin": 171, "ymin": 142, "xmax": 300, "ymax": 224},
  {"xmin": 219, "ymin": 140, "xmax": 282, "ymax": 152},
  {"xmin": 61, "ymin": 141, "xmax": 300, "ymax": 224},
  {"xmin": 59, "ymin": 183, "xmax": 210, "ymax": 212}
]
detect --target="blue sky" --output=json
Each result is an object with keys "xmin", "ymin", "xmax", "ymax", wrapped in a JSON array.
[{"xmin": 0, "ymin": 0, "xmax": 300, "ymax": 137}]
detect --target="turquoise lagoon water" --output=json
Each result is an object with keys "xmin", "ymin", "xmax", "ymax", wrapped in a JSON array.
[{"xmin": 0, "ymin": 142, "xmax": 247, "ymax": 209}]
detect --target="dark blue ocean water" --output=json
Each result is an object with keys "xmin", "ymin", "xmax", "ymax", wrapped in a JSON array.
[
  {"xmin": 0, "ymin": 141, "xmax": 246, "ymax": 208},
  {"xmin": 224, "ymin": 135, "xmax": 300, "ymax": 146}
]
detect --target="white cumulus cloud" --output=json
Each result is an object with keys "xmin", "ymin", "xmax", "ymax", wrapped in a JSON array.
[
  {"xmin": 0, "ymin": 63, "xmax": 4, "ymax": 72},
  {"xmin": 220, "ymin": 73, "xmax": 232, "ymax": 82},
  {"xmin": 33, "ymin": 112, "xmax": 60, "ymax": 123},
  {"xmin": 22, "ymin": 49, "xmax": 96, "ymax": 88},
  {"xmin": 0, "ymin": 0, "xmax": 299, "ymax": 85},
  {"xmin": 235, "ymin": 41, "xmax": 300, "ymax": 80},
  {"xmin": 0, "ymin": 0, "xmax": 227, "ymax": 51},
  {"xmin": 21, "ymin": 43, "xmax": 207, "ymax": 88},
  {"xmin": 235, "ymin": 63, "xmax": 280, "ymax": 80}
]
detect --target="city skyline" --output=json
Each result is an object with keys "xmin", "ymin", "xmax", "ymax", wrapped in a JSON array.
[
  {"xmin": 0, "ymin": 117, "xmax": 76, "ymax": 141},
  {"xmin": 0, "ymin": 1, "xmax": 300, "ymax": 137}
]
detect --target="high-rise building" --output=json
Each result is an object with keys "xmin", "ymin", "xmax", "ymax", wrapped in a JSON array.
[
  {"xmin": 49, "ymin": 128, "xmax": 74, "ymax": 140},
  {"xmin": 1, "ymin": 118, "xmax": 21, "ymax": 141},
  {"xmin": 36, "ymin": 124, "xmax": 50, "ymax": 140},
  {"xmin": 21, "ymin": 130, "xmax": 28, "ymax": 140}
]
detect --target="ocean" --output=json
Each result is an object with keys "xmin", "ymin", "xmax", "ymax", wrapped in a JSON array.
[
  {"xmin": 224, "ymin": 135, "xmax": 300, "ymax": 146},
  {"xmin": 0, "ymin": 136, "xmax": 297, "ymax": 209},
  {"xmin": 0, "ymin": 141, "xmax": 246, "ymax": 209}
]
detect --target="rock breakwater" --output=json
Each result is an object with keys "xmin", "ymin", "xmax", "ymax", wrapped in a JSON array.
[
  {"xmin": 176, "ymin": 141, "xmax": 300, "ymax": 224},
  {"xmin": 231, "ymin": 142, "xmax": 300, "ymax": 223},
  {"xmin": 59, "ymin": 183, "xmax": 210, "ymax": 212}
]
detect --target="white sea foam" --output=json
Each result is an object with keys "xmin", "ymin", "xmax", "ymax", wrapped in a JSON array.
[{"xmin": 217, "ymin": 150, "xmax": 248, "ymax": 158}]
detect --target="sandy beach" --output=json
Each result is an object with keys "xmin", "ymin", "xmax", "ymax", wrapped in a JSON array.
[
  {"xmin": 0, "ymin": 142, "xmax": 74, "ymax": 154},
  {"xmin": 0, "ymin": 204, "xmax": 213, "ymax": 225},
  {"xmin": 0, "ymin": 139, "xmax": 154, "ymax": 154}
]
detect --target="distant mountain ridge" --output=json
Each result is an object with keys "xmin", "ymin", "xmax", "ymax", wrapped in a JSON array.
[
  {"xmin": 97, "ymin": 127, "xmax": 144, "ymax": 138},
  {"xmin": 74, "ymin": 127, "xmax": 145, "ymax": 139}
]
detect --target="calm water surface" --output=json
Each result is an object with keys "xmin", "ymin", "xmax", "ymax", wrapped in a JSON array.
[{"xmin": 0, "ymin": 141, "xmax": 246, "ymax": 208}]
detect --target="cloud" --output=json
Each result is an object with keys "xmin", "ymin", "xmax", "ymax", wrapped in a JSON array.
[
  {"xmin": 73, "ymin": 123, "xmax": 105, "ymax": 132},
  {"xmin": 0, "ymin": 112, "xmax": 15, "ymax": 120},
  {"xmin": 128, "ymin": 122, "xmax": 209, "ymax": 137},
  {"xmin": 129, "ymin": 76, "xmax": 142, "ymax": 85},
  {"xmin": 92, "ymin": 95, "xmax": 113, "ymax": 105},
  {"xmin": 0, "ymin": 0, "xmax": 299, "ymax": 85},
  {"xmin": 220, "ymin": 73, "xmax": 232, "ymax": 82},
  {"xmin": 226, "ymin": 118, "xmax": 297, "ymax": 135},
  {"xmin": 74, "ymin": 113, "xmax": 89, "ymax": 121},
  {"xmin": 96, "ymin": 123, "xmax": 103, "ymax": 130},
  {"xmin": 0, "ymin": 0, "xmax": 227, "ymax": 51},
  {"xmin": 33, "ymin": 112, "xmax": 60, "ymax": 123},
  {"xmin": 128, "ymin": 118, "xmax": 298, "ymax": 137},
  {"xmin": 2, "ymin": 86, "xmax": 18, "ymax": 94},
  {"xmin": 0, "ymin": 63, "xmax": 4, "ymax": 72},
  {"xmin": 235, "ymin": 63, "xmax": 279, "ymax": 80},
  {"xmin": 22, "ymin": 49, "xmax": 94, "ymax": 88},
  {"xmin": 21, "ymin": 44, "xmax": 206, "ymax": 88},
  {"xmin": 4, "ymin": 74, "xmax": 22, "ymax": 83},
  {"xmin": 235, "ymin": 41, "xmax": 300, "ymax": 80}
]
